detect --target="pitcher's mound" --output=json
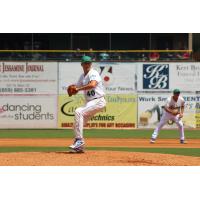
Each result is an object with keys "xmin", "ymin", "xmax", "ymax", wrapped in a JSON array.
[{"xmin": 0, "ymin": 151, "xmax": 200, "ymax": 166}]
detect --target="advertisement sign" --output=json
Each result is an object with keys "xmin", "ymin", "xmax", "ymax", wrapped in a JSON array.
[
  {"xmin": 0, "ymin": 96, "xmax": 57, "ymax": 128},
  {"xmin": 143, "ymin": 63, "xmax": 169, "ymax": 89},
  {"xmin": 59, "ymin": 62, "xmax": 82, "ymax": 95},
  {"xmin": 170, "ymin": 63, "xmax": 200, "ymax": 91},
  {"xmin": 138, "ymin": 93, "xmax": 197, "ymax": 128},
  {"xmin": 59, "ymin": 62, "xmax": 137, "ymax": 94},
  {"xmin": 137, "ymin": 62, "xmax": 200, "ymax": 92},
  {"xmin": 58, "ymin": 94, "xmax": 137, "ymax": 129},
  {"xmin": 137, "ymin": 63, "xmax": 170, "ymax": 91},
  {"xmin": 195, "ymin": 95, "xmax": 200, "ymax": 128},
  {"xmin": 0, "ymin": 62, "xmax": 58, "ymax": 95}
]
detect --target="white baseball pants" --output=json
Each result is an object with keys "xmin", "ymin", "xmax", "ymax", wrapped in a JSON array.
[
  {"xmin": 151, "ymin": 111, "xmax": 185, "ymax": 140},
  {"xmin": 73, "ymin": 97, "xmax": 106, "ymax": 139}
]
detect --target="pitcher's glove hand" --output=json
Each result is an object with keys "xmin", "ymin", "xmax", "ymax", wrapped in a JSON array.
[{"xmin": 67, "ymin": 85, "xmax": 78, "ymax": 97}]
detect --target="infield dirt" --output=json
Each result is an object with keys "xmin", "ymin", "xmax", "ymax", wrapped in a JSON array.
[{"xmin": 0, "ymin": 138, "xmax": 200, "ymax": 148}]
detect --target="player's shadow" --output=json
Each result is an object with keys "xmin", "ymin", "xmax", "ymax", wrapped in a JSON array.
[{"xmin": 55, "ymin": 151, "xmax": 85, "ymax": 154}]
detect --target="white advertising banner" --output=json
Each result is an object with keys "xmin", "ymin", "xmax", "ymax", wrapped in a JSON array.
[
  {"xmin": 0, "ymin": 96, "xmax": 57, "ymax": 128},
  {"xmin": 59, "ymin": 62, "xmax": 82, "ymax": 95},
  {"xmin": 138, "ymin": 93, "xmax": 196, "ymax": 128},
  {"xmin": 137, "ymin": 62, "xmax": 200, "ymax": 92},
  {"xmin": 59, "ymin": 62, "xmax": 137, "ymax": 94},
  {"xmin": 170, "ymin": 62, "xmax": 200, "ymax": 91},
  {"xmin": 0, "ymin": 62, "xmax": 58, "ymax": 95}
]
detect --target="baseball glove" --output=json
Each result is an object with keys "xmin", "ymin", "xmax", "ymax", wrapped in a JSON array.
[
  {"xmin": 67, "ymin": 85, "xmax": 78, "ymax": 97},
  {"xmin": 171, "ymin": 108, "xmax": 180, "ymax": 116}
]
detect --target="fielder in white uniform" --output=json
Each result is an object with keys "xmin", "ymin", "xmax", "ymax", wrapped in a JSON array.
[
  {"xmin": 150, "ymin": 89, "xmax": 186, "ymax": 144},
  {"xmin": 69, "ymin": 56, "xmax": 106, "ymax": 152}
]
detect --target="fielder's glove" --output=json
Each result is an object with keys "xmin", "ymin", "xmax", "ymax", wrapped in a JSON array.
[
  {"xmin": 171, "ymin": 108, "xmax": 180, "ymax": 116},
  {"xmin": 67, "ymin": 85, "xmax": 78, "ymax": 97}
]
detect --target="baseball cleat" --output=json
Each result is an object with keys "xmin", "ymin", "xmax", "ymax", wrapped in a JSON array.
[
  {"xmin": 150, "ymin": 138, "xmax": 156, "ymax": 144},
  {"xmin": 180, "ymin": 140, "xmax": 187, "ymax": 144},
  {"xmin": 69, "ymin": 138, "xmax": 85, "ymax": 150}
]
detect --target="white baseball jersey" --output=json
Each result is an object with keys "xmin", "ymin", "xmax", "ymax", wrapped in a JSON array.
[
  {"xmin": 77, "ymin": 68, "xmax": 105, "ymax": 101},
  {"xmin": 165, "ymin": 96, "xmax": 185, "ymax": 110},
  {"xmin": 151, "ymin": 95, "xmax": 185, "ymax": 141}
]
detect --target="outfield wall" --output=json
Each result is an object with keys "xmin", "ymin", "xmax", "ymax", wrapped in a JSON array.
[{"xmin": 0, "ymin": 61, "xmax": 199, "ymax": 129}]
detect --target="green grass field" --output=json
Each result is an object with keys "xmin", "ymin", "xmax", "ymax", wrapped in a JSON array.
[
  {"xmin": 0, "ymin": 129, "xmax": 199, "ymax": 138},
  {"xmin": 0, "ymin": 129, "xmax": 199, "ymax": 157},
  {"xmin": 0, "ymin": 146, "xmax": 199, "ymax": 157}
]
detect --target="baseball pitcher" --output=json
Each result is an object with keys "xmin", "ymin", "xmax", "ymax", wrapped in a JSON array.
[
  {"xmin": 67, "ymin": 56, "xmax": 106, "ymax": 153},
  {"xmin": 150, "ymin": 89, "xmax": 186, "ymax": 144}
]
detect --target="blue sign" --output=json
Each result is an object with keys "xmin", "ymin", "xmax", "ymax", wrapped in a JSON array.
[{"xmin": 143, "ymin": 64, "xmax": 169, "ymax": 89}]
